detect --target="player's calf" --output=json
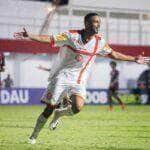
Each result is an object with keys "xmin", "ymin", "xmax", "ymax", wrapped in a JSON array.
[
  {"xmin": 42, "ymin": 105, "xmax": 54, "ymax": 118},
  {"xmin": 29, "ymin": 105, "xmax": 54, "ymax": 143}
]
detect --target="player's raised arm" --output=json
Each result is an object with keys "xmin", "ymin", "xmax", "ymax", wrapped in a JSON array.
[
  {"xmin": 104, "ymin": 44, "xmax": 150, "ymax": 65},
  {"xmin": 14, "ymin": 28, "xmax": 50, "ymax": 43},
  {"xmin": 14, "ymin": 28, "xmax": 70, "ymax": 46}
]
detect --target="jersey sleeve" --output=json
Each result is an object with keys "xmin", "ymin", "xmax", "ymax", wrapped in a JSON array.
[
  {"xmin": 50, "ymin": 31, "xmax": 71, "ymax": 47},
  {"xmin": 97, "ymin": 38, "xmax": 112, "ymax": 56}
]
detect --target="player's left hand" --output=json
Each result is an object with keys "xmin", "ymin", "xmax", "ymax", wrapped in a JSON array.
[
  {"xmin": 135, "ymin": 55, "xmax": 150, "ymax": 65},
  {"xmin": 14, "ymin": 28, "xmax": 29, "ymax": 39}
]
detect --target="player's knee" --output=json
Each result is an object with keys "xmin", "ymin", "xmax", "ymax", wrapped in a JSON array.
[
  {"xmin": 71, "ymin": 104, "xmax": 81, "ymax": 114},
  {"xmin": 42, "ymin": 106, "xmax": 54, "ymax": 118},
  {"xmin": 70, "ymin": 95, "xmax": 84, "ymax": 114}
]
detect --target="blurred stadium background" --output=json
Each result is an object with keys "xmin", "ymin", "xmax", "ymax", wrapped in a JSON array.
[
  {"xmin": 0, "ymin": 0, "xmax": 149, "ymax": 105},
  {"xmin": 0, "ymin": 0, "xmax": 150, "ymax": 150}
]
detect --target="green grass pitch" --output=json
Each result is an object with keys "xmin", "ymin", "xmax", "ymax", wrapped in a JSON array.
[{"xmin": 0, "ymin": 105, "xmax": 150, "ymax": 150}]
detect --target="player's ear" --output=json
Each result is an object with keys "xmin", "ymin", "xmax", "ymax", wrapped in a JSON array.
[{"xmin": 85, "ymin": 21, "xmax": 89, "ymax": 28}]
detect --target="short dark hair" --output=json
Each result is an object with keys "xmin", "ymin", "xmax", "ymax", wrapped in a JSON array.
[
  {"xmin": 110, "ymin": 61, "xmax": 117, "ymax": 66},
  {"xmin": 84, "ymin": 13, "xmax": 99, "ymax": 23}
]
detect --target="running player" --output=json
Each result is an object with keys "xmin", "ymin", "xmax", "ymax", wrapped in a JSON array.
[
  {"xmin": 108, "ymin": 61, "xmax": 125, "ymax": 111},
  {"xmin": 0, "ymin": 53, "xmax": 5, "ymax": 88},
  {"xmin": 0, "ymin": 53, "xmax": 5, "ymax": 72},
  {"xmin": 14, "ymin": 13, "xmax": 149, "ymax": 144}
]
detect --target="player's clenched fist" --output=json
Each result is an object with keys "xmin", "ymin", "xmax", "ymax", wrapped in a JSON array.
[{"xmin": 14, "ymin": 28, "xmax": 29, "ymax": 39}]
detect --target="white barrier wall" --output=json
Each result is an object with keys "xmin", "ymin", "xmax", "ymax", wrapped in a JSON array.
[
  {"xmin": 2, "ymin": 54, "xmax": 56, "ymax": 88},
  {"xmin": 1, "ymin": 54, "xmax": 148, "ymax": 88},
  {"xmin": 0, "ymin": 0, "xmax": 149, "ymax": 88},
  {"xmin": 87, "ymin": 59, "xmax": 148, "ymax": 88}
]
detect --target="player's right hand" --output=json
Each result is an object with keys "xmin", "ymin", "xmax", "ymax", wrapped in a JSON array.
[
  {"xmin": 135, "ymin": 55, "xmax": 150, "ymax": 65},
  {"xmin": 14, "ymin": 28, "xmax": 29, "ymax": 39}
]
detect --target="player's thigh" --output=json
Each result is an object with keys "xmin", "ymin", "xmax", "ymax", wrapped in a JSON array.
[{"xmin": 41, "ymin": 80, "xmax": 65, "ymax": 105}]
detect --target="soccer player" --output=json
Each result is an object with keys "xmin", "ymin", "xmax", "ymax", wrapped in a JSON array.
[
  {"xmin": 2, "ymin": 74, "xmax": 14, "ymax": 88},
  {"xmin": 0, "ymin": 53, "xmax": 5, "ymax": 72},
  {"xmin": 0, "ymin": 53, "xmax": 5, "ymax": 88},
  {"xmin": 108, "ymin": 61, "xmax": 125, "ymax": 111},
  {"xmin": 14, "ymin": 13, "xmax": 149, "ymax": 144}
]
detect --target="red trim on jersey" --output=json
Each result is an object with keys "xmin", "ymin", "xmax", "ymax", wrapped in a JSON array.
[
  {"xmin": 50, "ymin": 36, "xmax": 55, "ymax": 48},
  {"xmin": 63, "ymin": 30, "xmax": 101, "ymax": 56},
  {"xmin": 64, "ymin": 45, "xmax": 96, "ymax": 56},
  {"xmin": 77, "ymin": 36, "xmax": 99, "ymax": 84}
]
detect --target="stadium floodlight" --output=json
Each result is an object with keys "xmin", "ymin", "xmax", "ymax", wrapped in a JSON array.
[
  {"xmin": 24, "ymin": 0, "xmax": 69, "ymax": 6},
  {"xmin": 23, "ymin": 0, "xmax": 69, "ymax": 34},
  {"xmin": 39, "ymin": 0, "xmax": 69, "ymax": 34}
]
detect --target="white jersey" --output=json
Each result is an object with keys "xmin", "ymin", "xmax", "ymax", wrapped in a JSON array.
[
  {"xmin": 49, "ymin": 30, "xmax": 112, "ymax": 86},
  {"xmin": 41, "ymin": 30, "xmax": 112, "ymax": 105}
]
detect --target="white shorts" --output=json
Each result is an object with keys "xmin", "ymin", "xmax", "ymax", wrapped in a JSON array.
[{"xmin": 41, "ymin": 73, "xmax": 86, "ymax": 105}]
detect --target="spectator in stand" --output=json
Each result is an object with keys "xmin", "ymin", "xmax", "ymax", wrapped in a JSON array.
[
  {"xmin": 3, "ymin": 74, "xmax": 14, "ymax": 88},
  {"xmin": 0, "ymin": 53, "xmax": 5, "ymax": 72},
  {"xmin": 137, "ymin": 64, "xmax": 150, "ymax": 104},
  {"xmin": 0, "ymin": 53, "xmax": 5, "ymax": 88}
]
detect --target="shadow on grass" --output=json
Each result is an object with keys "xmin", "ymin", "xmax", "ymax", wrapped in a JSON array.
[
  {"xmin": 102, "ymin": 134, "xmax": 150, "ymax": 139},
  {"xmin": 0, "ymin": 124, "xmax": 33, "ymax": 129},
  {"xmin": 98, "ymin": 147, "xmax": 146, "ymax": 150}
]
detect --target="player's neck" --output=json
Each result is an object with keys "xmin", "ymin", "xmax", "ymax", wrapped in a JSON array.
[{"xmin": 81, "ymin": 29, "xmax": 96, "ymax": 44}]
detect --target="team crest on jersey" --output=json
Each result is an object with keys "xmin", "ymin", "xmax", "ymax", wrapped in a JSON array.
[{"xmin": 75, "ymin": 54, "xmax": 84, "ymax": 62}]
